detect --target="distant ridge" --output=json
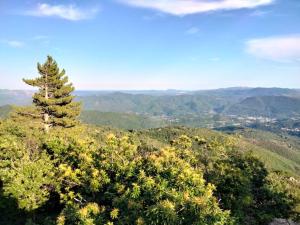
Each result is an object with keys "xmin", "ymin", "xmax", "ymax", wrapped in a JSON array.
[
  {"xmin": 224, "ymin": 95, "xmax": 300, "ymax": 118},
  {"xmin": 1, "ymin": 87, "xmax": 300, "ymax": 119}
]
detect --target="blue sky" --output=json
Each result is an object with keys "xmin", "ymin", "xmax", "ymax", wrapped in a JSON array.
[{"xmin": 0, "ymin": 0, "xmax": 300, "ymax": 90}]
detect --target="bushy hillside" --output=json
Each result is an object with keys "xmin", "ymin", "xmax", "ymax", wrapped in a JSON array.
[
  {"xmin": 222, "ymin": 128, "xmax": 300, "ymax": 176},
  {"xmin": 136, "ymin": 127, "xmax": 300, "ymax": 177},
  {"xmin": 1, "ymin": 118, "xmax": 299, "ymax": 225}
]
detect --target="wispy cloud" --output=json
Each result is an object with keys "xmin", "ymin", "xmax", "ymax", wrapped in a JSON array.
[
  {"xmin": 32, "ymin": 35, "xmax": 51, "ymax": 46},
  {"xmin": 246, "ymin": 34, "xmax": 300, "ymax": 62},
  {"xmin": 249, "ymin": 10, "xmax": 270, "ymax": 17},
  {"xmin": 118, "ymin": 0, "xmax": 273, "ymax": 16},
  {"xmin": 142, "ymin": 12, "xmax": 166, "ymax": 21},
  {"xmin": 25, "ymin": 3, "xmax": 99, "ymax": 21},
  {"xmin": 0, "ymin": 40, "xmax": 25, "ymax": 48},
  {"xmin": 186, "ymin": 27, "xmax": 199, "ymax": 35}
]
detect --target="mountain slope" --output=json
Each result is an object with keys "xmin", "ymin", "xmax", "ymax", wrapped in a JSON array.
[
  {"xmin": 78, "ymin": 93, "xmax": 226, "ymax": 116},
  {"xmin": 80, "ymin": 111, "xmax": 167, "ymax": 129},
  {"xmin": 224, "ymin": 96, "xmax": 300, "ymax": 118}
]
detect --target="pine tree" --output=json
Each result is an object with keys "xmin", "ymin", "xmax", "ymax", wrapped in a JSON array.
[{"xmin": 23, "ymin": 56, "xmax": 81, "ymax": 132}]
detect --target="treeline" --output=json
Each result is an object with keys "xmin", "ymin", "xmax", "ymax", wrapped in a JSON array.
[{"xmin": 0, "ymin": 57, "xmax": 299, "ymax": 225}]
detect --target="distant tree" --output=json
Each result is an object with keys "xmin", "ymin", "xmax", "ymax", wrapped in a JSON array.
[{"xmin": 23, "ymin": 56, "xmax": 81, "ymax": 132}]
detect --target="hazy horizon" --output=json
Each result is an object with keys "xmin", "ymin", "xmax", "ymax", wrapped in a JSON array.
[{"xmin": 1, "ymin": 86, "xmax": 300, "ymax": 92}]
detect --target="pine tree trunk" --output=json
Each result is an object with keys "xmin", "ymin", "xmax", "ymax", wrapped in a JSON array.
[
  {"xmin": 44, "ymin": 73, "xmax": 50, "ymax": 133},
  {"xmin": 44, "ymin": 113, "xmax": 49, "ymax": 133}
]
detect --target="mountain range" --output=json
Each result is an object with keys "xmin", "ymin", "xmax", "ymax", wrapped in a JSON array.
[{"xmin": 1, "ymin": 87, "xmax": 300, "ymax": 119}]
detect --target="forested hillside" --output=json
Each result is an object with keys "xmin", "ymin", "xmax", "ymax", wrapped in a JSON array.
[
  {"xmin": 80, "ymin": 111, "xmax": 167, "ymax": 129},
  {"xmin": 224, "ymin": 96, "xmax": 300, "ymax": 118}
]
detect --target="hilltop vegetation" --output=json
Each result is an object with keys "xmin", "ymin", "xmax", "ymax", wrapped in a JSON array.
[
  {"xmin": 229, "ymin": 128, "xmax": 300, "ymax": 173},
  {"xmin": 134, "ymin": 127, "xmax": 300, "ymax": 177},
  {"xmin": 1, "ymin": 118, "xmax": 299, "ymax": 225}
]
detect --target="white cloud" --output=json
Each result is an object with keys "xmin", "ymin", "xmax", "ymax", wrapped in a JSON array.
[
  {"xmin": 26, "ymin": 3, "xmax": 99, "ymax": 21},
  {"xmin": 118, "ymin": 0, "xmax": 273, "ymax": 16},
  {"xmin": 7, "ymin": 41, "xmax": 24, "ymax": 48},
  {"xmin": 0, "ymin": 40, "xmax": 24, "ymax": 48},
  {"xmin": 246, "ymin": 35, "xmax": 300, "ymax": 62},
  {"xmin": 186, "ymin": 27, "xmax": 199, "ymax": 35}
]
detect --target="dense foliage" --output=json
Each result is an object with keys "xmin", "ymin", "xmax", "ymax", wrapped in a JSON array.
[
  {"xmin": 0, "ymin": 118, "xmax": 299, "ymax": 224},
  {"xmin": 0, "ymin": 119, "xmax": 231, "ymax": 225}
]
